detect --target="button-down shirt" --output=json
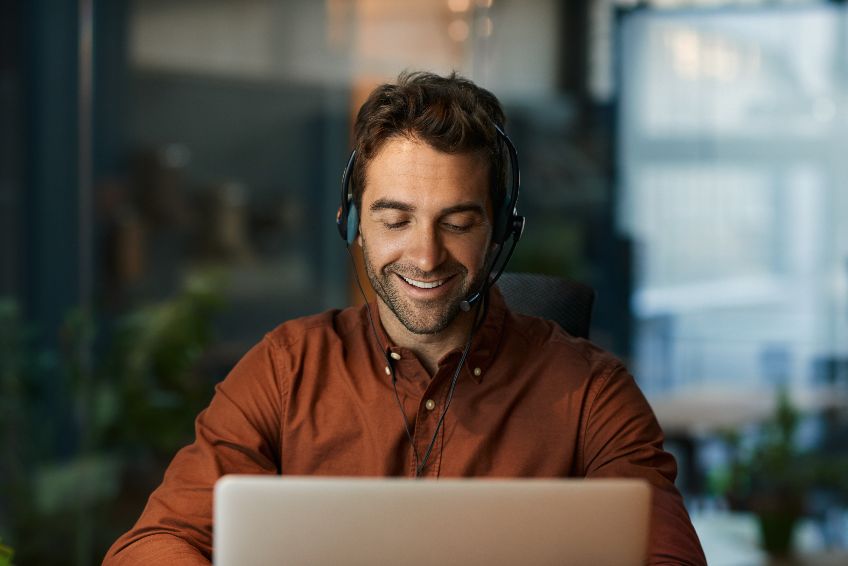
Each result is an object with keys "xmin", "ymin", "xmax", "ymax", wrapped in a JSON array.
[{"xmin": 104, "ymin": 288, "xmax": 705, "ymax": 565}]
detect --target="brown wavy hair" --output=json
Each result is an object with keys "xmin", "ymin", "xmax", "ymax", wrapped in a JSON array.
[{"xmin": 351, "ymin": 71, "xmax": 508, "ymax": 216}]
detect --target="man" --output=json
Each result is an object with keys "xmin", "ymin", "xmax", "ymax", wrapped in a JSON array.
[{"xmin": 104, "ymin": 71, "xmax": 706, "ymax": 564}]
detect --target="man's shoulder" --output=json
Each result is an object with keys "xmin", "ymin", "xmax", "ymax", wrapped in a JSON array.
[
  {"xmin": 505, "ymin": 311, "xmax": 625, "ymax": 377},
  {"xmin": 261, "ymin": 304, "xmax": 365, "ymax": 350}
]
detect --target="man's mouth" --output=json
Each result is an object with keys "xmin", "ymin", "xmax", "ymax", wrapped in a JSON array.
[{"xmin": 398, "ymin": 274, "xmax": 451, "ymax": 289}]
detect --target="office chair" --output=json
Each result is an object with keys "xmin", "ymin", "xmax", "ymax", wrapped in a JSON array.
[{"xmin": 497, "ymin": 272, "xmax": 596, "ymax": 339}]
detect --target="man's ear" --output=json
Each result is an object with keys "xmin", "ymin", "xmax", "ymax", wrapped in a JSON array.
[{"xmin": 357, "ymin": 232, "xmax": 364, "ymax": 247}]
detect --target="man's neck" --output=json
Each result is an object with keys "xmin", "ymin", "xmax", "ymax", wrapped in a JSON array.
[{"xmin": 376, "ymin": 301, "xmax": 477, "ymax": 377}]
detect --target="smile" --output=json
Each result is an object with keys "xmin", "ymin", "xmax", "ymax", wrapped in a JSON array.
[{"xmin": 399, "ymin": 274, "xmax": 450, "ymax": 289}]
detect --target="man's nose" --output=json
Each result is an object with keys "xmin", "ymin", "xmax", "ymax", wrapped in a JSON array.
[{"xmin": 407, "ymin": 224, "xmax": 446, "ymax": 273}]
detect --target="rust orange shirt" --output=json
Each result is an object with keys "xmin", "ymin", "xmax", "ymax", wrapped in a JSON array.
[{"xmin": 104, "ymin": 288, "xmax": 705, "ymax": 565}]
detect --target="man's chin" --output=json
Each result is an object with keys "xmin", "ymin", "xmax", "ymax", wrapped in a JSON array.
[
  {"xmin": 398, "ymin": 319, "xmax": 453, "ymax": 336},
  {"xmin": 390, "ymin": 298, "xmax": 463, "ymax": 336}
]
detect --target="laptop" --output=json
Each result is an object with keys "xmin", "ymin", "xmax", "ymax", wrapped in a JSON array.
[{"xmin": 214, "ymin": 476, "xmax": 651, "ymax": 566}]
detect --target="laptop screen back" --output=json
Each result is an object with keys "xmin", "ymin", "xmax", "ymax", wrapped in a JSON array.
[{"xmin": 214, "ymin": 476, "xmax": 650, "ymax": 566}]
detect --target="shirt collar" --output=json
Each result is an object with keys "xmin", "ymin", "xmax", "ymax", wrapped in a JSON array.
[{"xmin": 370, "ymin": 286, "xmax": 508, "ymax": 385}]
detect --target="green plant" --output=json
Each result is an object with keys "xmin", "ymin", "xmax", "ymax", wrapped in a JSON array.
[
  {"xmin": 0, "ymin": 270, "xmax": 225, "ymax": 565},
  {"xmin": 0, "ymin": 537, "xmax": 13, "ymax": 566},
  {"xmin": 712, "ymin": 389, "xmax": 848, "ymax": 557},
  {"xmin": 0, "ymin": 539, "xmax": 13, "ymax": 566},
  {"xmin": 100, "ymin": 271, "xmax": 225, "ymax": 456}
]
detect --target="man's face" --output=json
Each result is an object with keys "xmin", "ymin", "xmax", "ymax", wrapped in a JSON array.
[{"xmin": 358, "ymin": 137, "xmax": 494, "ymax": 335}]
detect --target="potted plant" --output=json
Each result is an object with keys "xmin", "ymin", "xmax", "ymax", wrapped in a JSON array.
[{"xmin": 716, "ymin": 390, "xmax": 813, "ymax": 558}]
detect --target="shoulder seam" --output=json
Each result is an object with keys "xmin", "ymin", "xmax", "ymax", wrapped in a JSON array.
[
  {"xmin": 579, "ymin": 357, "xmax": 625, "ymax": 474},
  {"xmin": 261, "ymin": 334, "xmax": 288, "ymax": 463}
]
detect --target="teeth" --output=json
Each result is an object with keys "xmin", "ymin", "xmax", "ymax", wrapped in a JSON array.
[{"xmin": 400, "ymin": 275, "xmax": 446, "ymax": 289}]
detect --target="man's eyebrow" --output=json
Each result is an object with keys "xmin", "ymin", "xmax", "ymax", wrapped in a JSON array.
[
  {"xmin": 440, "ymin": 203, "xmax": 486, "ymax": 216},
  {"xmin": 369, "ymin": 199, "xmax": 415, "ymax": 213}
]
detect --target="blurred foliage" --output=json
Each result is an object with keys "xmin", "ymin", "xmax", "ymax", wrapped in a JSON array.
[
  {"xmin": 720, "ymin": 390, "xmax": 807, "ymax": 510},
  {"xmin": 710, "ymin": 389, "xmax": 848, "ymax": 556},
  {"xmin": 100, "ymin": 272, "xmax": 224, "ymax": 456},
  {"xmin": 0, "ymin": 538, "xmax": 13, "ymax": 566},
  {"xmin": 0, "ymin": 271, "xmax": 225, "ymax": 566}
]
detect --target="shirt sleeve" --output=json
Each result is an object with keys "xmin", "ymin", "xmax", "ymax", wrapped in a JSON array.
[
  {"xmin": 102, "ymin": 336, "xmax": 285, "ymax": 565},
  {"xmin": 581, "ymin": 362, "xmax": 706, "ymax": 566}
]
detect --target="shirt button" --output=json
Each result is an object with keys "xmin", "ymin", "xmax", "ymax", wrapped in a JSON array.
[
  {"xmin": 473, "ymin": 367, "xmax": 482, "ymax": 377},
  {"xmin": 390, "ymin": 352, "xmax": 402, "ymax": 360},
  {"xmin": 425, "ymin": 399, "xmax": 436, "ymax": 411},
  {"xmin": 384, "ymin": 366, "xmax": 391, "ymax": 375}
]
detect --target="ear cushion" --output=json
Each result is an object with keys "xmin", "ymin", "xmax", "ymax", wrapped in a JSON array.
[
  {"xmin": 337, "ymin": 150, "xmax": 357, "ymax": 244},
  {"xmin": 346, "ymin": 204, "xmax": 359, "ymax": 246}
]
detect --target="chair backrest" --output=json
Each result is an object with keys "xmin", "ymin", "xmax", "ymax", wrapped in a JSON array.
[{"xmin": 497, "ymin": 272, "xmax": 596, "ymax": 339}]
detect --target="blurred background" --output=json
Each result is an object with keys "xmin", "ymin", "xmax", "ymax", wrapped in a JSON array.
[{"xmin": 2, "ymin": 0, "xmax": 848, "ymax": 564}]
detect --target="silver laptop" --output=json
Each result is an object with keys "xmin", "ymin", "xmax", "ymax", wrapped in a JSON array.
[{"xmin": 214, "ymin": 476, "xmax": 650, "ymax": 566}]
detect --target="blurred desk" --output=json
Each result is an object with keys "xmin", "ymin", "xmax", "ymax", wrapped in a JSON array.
[
  {"xmin": 651, "ymin": 386, "xmax": 848, "ymax": 437},
  {"xmin": 651, "ymin": 389, "xmax": 773, "ymax": 437}
]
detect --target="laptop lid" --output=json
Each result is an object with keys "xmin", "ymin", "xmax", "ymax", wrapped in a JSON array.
[{"xmin": 214, "ymin": 476, "xmax": 650, "ymax": 566}]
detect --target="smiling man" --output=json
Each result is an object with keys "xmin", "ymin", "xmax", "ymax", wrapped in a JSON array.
[
  {"xmin": 361, "ymin": 138, "xmax": 493, "ymax": 372},
  {"xmin": 104, "ymin": 72, "xmax": 705, "ymax": 565}
]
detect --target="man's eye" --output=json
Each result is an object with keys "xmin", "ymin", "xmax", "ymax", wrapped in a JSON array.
[
  {"xmin": 443, "ymin": 222, "xmax": 472, "ymax": 233},
  {"xmin": 384, "ymin": 220, "xmax": 408, "ymax": 230}
]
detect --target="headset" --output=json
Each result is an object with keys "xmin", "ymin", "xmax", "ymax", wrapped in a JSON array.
[
  {"xmin": 336, "ymin": 124, "xmax": 525, "ymax": 307},
  {"xmin": 335, "ymin": 123, "xmax": 525, "ymax": 476}
]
